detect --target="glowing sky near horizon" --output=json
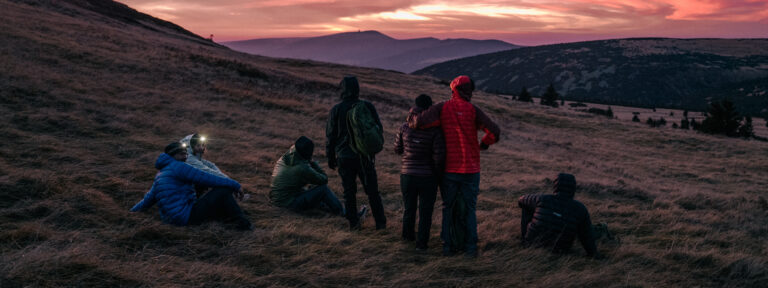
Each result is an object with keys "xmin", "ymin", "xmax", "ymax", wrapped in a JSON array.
[{"xmin": 121, "ymin": 0, "xmax": 768, "ymax": 45}]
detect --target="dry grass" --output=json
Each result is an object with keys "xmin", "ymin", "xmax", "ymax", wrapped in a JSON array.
[{"xmin": 2, "ymin": 1, "xmax": 768, "ymax": 287}]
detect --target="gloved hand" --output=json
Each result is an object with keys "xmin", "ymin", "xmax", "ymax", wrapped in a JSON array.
[
  {"xmin": 480, "ymin": 142, "xmax": 489, "ymax": 150},
  {"xmin": 328, "ymin": 158, "xmax": 337, "ymax": 170}
]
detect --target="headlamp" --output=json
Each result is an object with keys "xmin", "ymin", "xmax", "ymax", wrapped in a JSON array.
[{"xmin": 200, "ymin": 136, "xmax": 206, "ymax": 142}]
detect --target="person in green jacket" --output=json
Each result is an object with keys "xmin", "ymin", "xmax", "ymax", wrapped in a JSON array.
[{"xmin": 270, "ymin": 136, "xmax": 360, "ymax": 217}]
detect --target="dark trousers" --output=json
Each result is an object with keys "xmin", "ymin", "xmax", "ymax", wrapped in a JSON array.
[
  {"xmin": 441, "ymin": 173, "xmax": 480, "ymax": 253},
  {"xmin": 188, "ymin": 187, "xmax": 248, "ymax": 227},
  {"xmin": 401, "ymin": 174, "xmax": 438, "ymax": 248},
  {"xmin": 338, "ymin": 157, "xmax": 386, "ymax": 228},
  {"xmin": 287, "ymin": 184, "xmax": 345, "ymax": 216}
]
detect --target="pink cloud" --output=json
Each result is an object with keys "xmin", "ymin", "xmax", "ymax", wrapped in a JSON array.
[{"xmin": 119, "ymin": 0, "xmax": 768, "ymax": 45}]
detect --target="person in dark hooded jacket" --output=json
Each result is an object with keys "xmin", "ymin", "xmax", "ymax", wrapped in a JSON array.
[
  {"xmin": 326, "ymin": 76, "xmax": 386, "ymax": 230},
  {"xmin": 270, "ymin": 136, "xmax": 346, "ymax": 216},
  {"xmin": 131, "ymin": 142, "xmax": 251, "ymax": 230},
  {"xmin": 518, "ymin": 173, "xmax": 598, "ymax": 257}
]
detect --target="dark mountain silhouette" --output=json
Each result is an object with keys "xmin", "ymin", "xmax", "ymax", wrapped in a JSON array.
[
  {"xmin": 414, "ymin": 38, "xmax": 768, "ymax": 116},
  {"xmin": 223, "ymin": 31, "xmax": 520, "ymax": 73}
]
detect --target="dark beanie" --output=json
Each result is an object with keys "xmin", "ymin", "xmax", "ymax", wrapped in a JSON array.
[
  {"xmin": 294, "ymin": 136, "xmax": 314, "ymax": 160},
  {"xmin": 553, "ymin": 173, "xmax": 577, "ymax": 197},
  {"xmin": 415, "ymin": 94, "xmax": 432, "ymax": 109},
  {"xmin": 164, "ymin": 142, "xmax": 185, "ymax": 156}
]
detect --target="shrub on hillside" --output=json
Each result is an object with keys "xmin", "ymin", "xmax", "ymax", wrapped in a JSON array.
[
  {"xmin": 540, "ymin": 84, "xmax": 559, "ymax": 107},
  {"xmin": 587, "ymin": 107, "xmax": 613, "ymax": 118}
]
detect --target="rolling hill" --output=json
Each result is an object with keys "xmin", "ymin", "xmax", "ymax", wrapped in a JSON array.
[
  {"xmin": 223, "ymin": 31, "xmax": 520, "ymax": 73},
  {"xmin": 414, "ymin": 38, "xmax": 768, "ymax": 116},
  {"xmin": 2, "ymin": 0, "xmax": 768, "ymax": 287}
]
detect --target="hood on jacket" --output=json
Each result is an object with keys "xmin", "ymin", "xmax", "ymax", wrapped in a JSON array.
[
  {"xmin": 282, "ymin": 145, "xmax": 310, "ymax": 166},
  {"xmin": 155, "ymin": 153, "xmax": 176, "ymax": 170},
  {"xmin": 340, "ymin": 76, "xmax": 359, "ymax": 100},
  {"xmin": 553, "ymin": 173, "xmax": 577, "ymax": 199},
  {"xmin": 294, "ymin": 136, "xmax": 314, "ymax": 161},
  {"xmin": 450, "ymin": 75, "xmax": 474, "ymax": 101}
]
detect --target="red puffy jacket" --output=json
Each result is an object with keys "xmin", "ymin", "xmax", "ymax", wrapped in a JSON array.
[{"xmin": 408, "ymin": 75, "xmax": 500, "ymax": 174}]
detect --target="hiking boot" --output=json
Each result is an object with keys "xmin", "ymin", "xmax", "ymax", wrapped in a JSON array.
[
  {"xmin": 464, "ymin": 249, "xmax": 478, "ymax": 259},
  {"xmin": 357, "ymin": 205, "xmax": 368, "ymax": 222},
  {"xmin": 442, "ymin": 246, "xmax": 455, "ymax": 257},
  {"xmin": 234, "ymin": 218, "xmax": 253, "ymax": 231},
  {"xmin": 349, "ymin": 205, "xmax": 368, "ymax": 231}
]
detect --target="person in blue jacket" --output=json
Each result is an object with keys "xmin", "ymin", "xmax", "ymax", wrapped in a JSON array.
[{"xmin": 130, "ymin": 142, "xmax": 252, "ymax": 230}]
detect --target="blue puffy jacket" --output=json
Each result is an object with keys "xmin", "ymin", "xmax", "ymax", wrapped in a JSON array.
[{"xmin": 130, "ymin": 153, "xmax": 241, "ymax": 225}]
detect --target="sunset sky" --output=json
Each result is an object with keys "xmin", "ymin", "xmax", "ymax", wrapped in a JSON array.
[{"xmin": 121, "ymin": 0, "xmax": 768, "ymax": 45}]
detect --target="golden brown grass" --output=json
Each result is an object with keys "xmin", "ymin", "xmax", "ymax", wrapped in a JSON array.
[{"xmin": 1, "ymin": 1, "xmax": 768, "ymax": 287}]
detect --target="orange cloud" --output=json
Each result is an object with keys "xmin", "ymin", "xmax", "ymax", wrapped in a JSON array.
[{"xmin": 120, "ymin": 0, "xmax": 768, "ymax": 45}]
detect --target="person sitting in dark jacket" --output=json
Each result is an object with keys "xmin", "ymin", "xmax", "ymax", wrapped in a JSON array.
[
  {"xmin": 518, "ymin": 173, "xmax": 598, "ymax": 257},
  {"xmin": 394, "ymin": 94, "xmax": 445, "ymax": 251},
  {"xmin": 131, "ymin": 142, "xmax": 251, "ymax": 230},
  {"xmin": 270, "ymin": 136, "xmax": 359, "ymax": 218}
]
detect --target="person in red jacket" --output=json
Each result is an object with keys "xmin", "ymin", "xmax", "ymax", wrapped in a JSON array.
[{"xmin": 408, "ymin": 75, "xmax": 500, "ymax": 257}]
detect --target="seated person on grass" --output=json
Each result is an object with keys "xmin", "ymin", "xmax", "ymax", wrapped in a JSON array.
[
  {"xmin": 518, "ymin": 173, "xmax": 599, "ymax": 258},
  {"xmin": 130, "ymin": 142, "xmax": 251, "ymax": 230},
  {"xmin": 270, "ymin": 136, "xmax": 366, "ymax": 218}
]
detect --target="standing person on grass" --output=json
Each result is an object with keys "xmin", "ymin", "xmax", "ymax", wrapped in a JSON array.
[
  {"xmin": 130, "ymin": 142, "xmax": 252, "ymax": 230},
  {"xmin": 408, "ymin": 75, "xmax": 500, "ymax": 257},
  {"xmin": 394, "ymin": 94, "xmax": 445, "ymax": 251},
  {"xmin": 326, "ymin": 76, "xmax": 386, "ymax": 230}
]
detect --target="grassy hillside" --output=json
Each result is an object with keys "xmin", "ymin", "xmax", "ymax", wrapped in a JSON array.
[{"xmin": 2, "ymin": 0, "xmax": 768, "ymax": 287}]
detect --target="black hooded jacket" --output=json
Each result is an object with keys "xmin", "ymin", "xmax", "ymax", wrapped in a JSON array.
[
  {"xmin": 518, "ymin": 174, "xmax": 597, "ymax": 256},
  {"xmin": 325, "ymin": 76, "xmax": 382, "ymax": 161}
]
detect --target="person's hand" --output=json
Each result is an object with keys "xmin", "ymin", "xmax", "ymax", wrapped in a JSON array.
[
  {"xmin": 234, "ymin": 187, "xmax": 245, "ymax": 201},
  {"xmin": 480, "ymin": 142, "xmax": 489, "ymax": 150}
]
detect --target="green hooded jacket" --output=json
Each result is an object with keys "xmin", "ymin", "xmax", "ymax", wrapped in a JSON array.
[{"xmin": 269, "ymin": 145, "xmax": 328, "ymax": 207}]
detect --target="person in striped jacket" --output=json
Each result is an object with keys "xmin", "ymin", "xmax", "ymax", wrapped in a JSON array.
[
  {"xmin": 394, "ymin": 94, "xmax": 445, "ymax": 251},
  {"xmin": 408, "ymin": 75, "xmax": 500, "ymax": 257}
]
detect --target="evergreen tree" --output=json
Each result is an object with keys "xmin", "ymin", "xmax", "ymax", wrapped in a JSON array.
[
  {"xmin": 690, "ymin": 118, "xmax": 700, "ymax": 130},
  {"xmin": 658, "ymin": 117, "xmax": 667, "ymax": 126},
  {"xmin": 518, "ymin": 86, "xmax": 533, "ymax": 103},
  {"xmin": 701, "ymin": 99, "xmax": 742, "ymax": 137},
  {"xmin": 540, "ymin": 84, "xmax": 559, "ymax": 107},
  {"xmin": 680, "ymin": 118, "xmax": 689, "ymax": 129},
  {"xmin": 683, "ymin": 110, "xmax": 689, "ymax": 118},
  {"xmin": 632, "ymin": 115, "xmax": 640, "ymax": 122},
  {"xmin": 673, "ymin": 123, "xmax": 679, "ymax": 128},
  {"xmin": 646, "ymin": 117, "xmax": 655, "ymax": 127},
  {"xmin": 607, "ymin": 106, "xmax": 614, "ymax": 118}
]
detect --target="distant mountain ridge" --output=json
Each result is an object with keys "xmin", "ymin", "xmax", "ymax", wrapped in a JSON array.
[
  {"xmin": 223, "ymin": 31, "xmax": 520, "ymax": 73},
  {"xmin": 414, "ymin": 38, "xmax": 768, "ymax": 116}
]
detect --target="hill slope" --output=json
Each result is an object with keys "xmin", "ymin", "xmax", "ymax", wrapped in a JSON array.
[
  {"xmin": 223, "ymin": 31, "xmax": 520, "ymax": 73},
  {"xmin": 2, "ymin": 0, "xmax": 768, "ymax": 287},
  {"xmin": 414, "ymin": 38, "xmax": 768, "ymax": 115}
]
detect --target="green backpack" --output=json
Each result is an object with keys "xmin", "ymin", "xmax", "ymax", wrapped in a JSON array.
[{"xmin": 347, "ymin": 101, "xmax": 383, "ymax": 156}]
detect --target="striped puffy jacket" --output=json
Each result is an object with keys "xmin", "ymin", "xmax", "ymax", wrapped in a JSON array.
[
  {"xmin": 394, "ymin": 121, "xmax": 445, "ymax": 176},
  {"xmin": 408, "ymin": 75, "xmax": 500, "ymax": 174},
  {"xmin": 130, "ymin": 153, "xmax": 241, "ymax": 225}
]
